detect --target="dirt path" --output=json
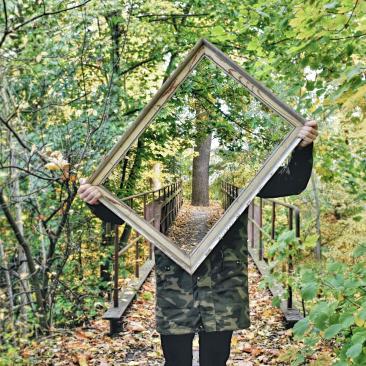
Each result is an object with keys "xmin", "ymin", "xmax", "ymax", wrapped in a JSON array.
[{"xmin": 165, "ymin": 201, "xmax": 224, "ymax": 254}]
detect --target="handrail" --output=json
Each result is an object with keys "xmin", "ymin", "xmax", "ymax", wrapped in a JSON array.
[
  {"xmin": 106, "ymin": 179, "xmax": 183, "ymax": 334},
  {"xmin": 119, "ymin": 180, "xmax": 182, "ymax": 202},
  {"xmin": 261, "ymin": 197, "xmax": 300, "ymax": 212},
  {"xmin": 220, "ymin": 180, "xmax": 302, "ymax": 320}
]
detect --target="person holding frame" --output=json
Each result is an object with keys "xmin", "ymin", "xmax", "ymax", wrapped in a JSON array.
[{"xmin": 78, "ymin": 119, "xmax": 318, "ymax": 366}]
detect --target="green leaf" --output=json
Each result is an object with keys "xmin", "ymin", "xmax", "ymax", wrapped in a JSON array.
[
  {"xmin": 247, "ymin": 39, "xmax": 259, "ymax": 51},
  {"xmin": 333, "ymin": 361, "xmax": 348, "ymax": 366},
  {"xmin": 210, "ymin": 26, "xmax": 236, "ymax": 42},
  {"xmin": 346, "ymin": 343, "xmax": 363, "ymax": 359},
  {"xmin": 327, "ymin": 261, "xmax": 344, "ymax": 272},
  {"xmin": 324, "ymin": 1, "xmax": 339, "ymax": 9},
  {"xmin": 272, "ymin": 295, "xmax": 281, "ymax": 308},
  {"xmin": 301, "ymin": 269, "xmax": 316, "ymax": 282},
  {"xmin": 303, "ymin": 234, "xmax": 318, "ymax": 249},
  {"xmin": 293, "ymin": 317, "xmax": 310, "ymax": 336},
  {"xmin": 278, "ymin": 230, "xmax": 295, "ymax": 243},
  {"xmin": 301, "ymin": 283, "xmax": 318, "ymax": 301},
  {"xmin": 352, "ymin": 243, "xmax": 366, "ymax": 257},
  {"xmin": 324, "ymin": 323, "xmax": 343, "ymax": 339},
  {"xmin": 347, "ymin": 65, "xmax": 362, "ymax": 81},
  {"xmin": 351, "ymin": 329, "xmax": 366, "ymax": 344},
  {"xmin": 359, "ymin": 308, "xmax": 366, "ymax": 321},
  {"xmin": 340, "ymin": 315, "xmax": 355, "ymax": 328}
]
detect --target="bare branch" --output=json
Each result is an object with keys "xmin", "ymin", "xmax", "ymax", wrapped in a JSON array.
[
  {"xmin": 330, "ymin": 32, "xmax": 365, "ymax": 40},
  {"xmin": 0, "ymin": 189, "xmax": 45, "ymax": 317},
  {"xmin": 0, "ymin": 165, "xmax": 55, "ymax": 181},
  {"xmin": 337, "ymin": 0, "xmax": 359, "ymax": 33},
  {"xmin": 21, "ymin": 92, "xmax": 92, "ymax": 114},
  {"xmin": 0, "ymin": 0, "xmax": 8, "ymax": 48},
  {"xmin": 135, "ymin": 12, "xmax": 209, "ymax": 19},
  {"xmin": 0, "ymin": 0, "xmax": 92, "ymax": 48},
  {"xmin": 0, "ymin": 113, "xmax": 29, "ymax": 150},
  {"xmin": 0, "ymin": 114, "xmax": 51, "ymax": 165}
]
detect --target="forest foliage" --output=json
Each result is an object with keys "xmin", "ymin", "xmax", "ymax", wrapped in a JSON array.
[{"xmin": 0, "ymin": 0, "xmax": 365, "ymax": 364}]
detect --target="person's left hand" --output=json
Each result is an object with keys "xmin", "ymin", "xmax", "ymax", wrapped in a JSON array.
[{"xmin": 298, "ymin": 119, "xmax": 318, "ymax": 148}]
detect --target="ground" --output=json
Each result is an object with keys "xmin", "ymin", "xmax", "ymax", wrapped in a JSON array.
[
  {"xmin": 22, "ymin": 204, "xmax": 336, "ymax": 365},
  {"xmin": 165, "ymin": 201, "xmax": 224, "ymax": 253},
  {"xmin": 23, "ymin": 255, "xmax": 335, "ymax": 365}
]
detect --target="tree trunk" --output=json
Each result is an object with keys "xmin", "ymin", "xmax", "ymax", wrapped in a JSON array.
[
  {"xmin": 0, "ymin": 190, "xmax": 47, "ymax": 328},
  {"xmin": 2, "ymin": 82, "xmax": 30, "ymax": 322},
  {"xmin": 191, "ymin": 132, "xmax": 212, "ymax": 206},
  {"xmin": 150, "ymin": 162, "xmax": 162, "ymax": 190},
  {"xmin": 0, "ymin": 241, "xmax": 14, "ymax": 325},
  {"xmin": 119, "ymin": 139, "xmax": 145, "ymax": 246}
]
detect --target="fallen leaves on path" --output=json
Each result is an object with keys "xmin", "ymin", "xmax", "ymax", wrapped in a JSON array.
[
  {"xmin": 166, "ymin": 201, "xmax": 224, "ymax": 254},
  {"xmin": 24, "ymin": 257, "xmax": 336, "ymax": 365}
]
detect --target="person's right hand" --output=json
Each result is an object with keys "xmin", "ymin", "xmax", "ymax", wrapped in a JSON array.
[{"xmin": 77, "ymin": 178, "xmax": 103, "ymax": 205}]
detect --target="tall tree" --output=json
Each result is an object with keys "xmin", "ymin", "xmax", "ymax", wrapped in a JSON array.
[{"xmin": 191, "ymin": 107, "xmax": 212, "ymax": 206}]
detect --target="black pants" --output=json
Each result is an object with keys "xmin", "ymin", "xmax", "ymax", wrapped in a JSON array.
[{"xmin": 160, "ymin": 330, "xmax": 233, "ymax": 366}]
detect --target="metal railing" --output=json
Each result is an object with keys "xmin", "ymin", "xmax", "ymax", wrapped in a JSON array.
[
  {"xmin": 105, "ymin": 180, "xmax": 183, "ymax": 333},
  {"xmin": 220, "ymin": 181, "xmax": 302, "ymax": 324}
]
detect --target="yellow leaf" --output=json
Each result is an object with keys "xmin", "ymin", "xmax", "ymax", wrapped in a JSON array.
[
  {"xmin": 355, "ymin": 316, "xmax": 365, "ymax": 327},
  {"xmin": 77, "ymin": 353, "xmax": 88, "ymax": 366},
  {"xmin": 44, "ymin": 162, "xmax": 59, "ymax": 171},
  {"xmin": 342, "ymin": 84, "xmax": 366, "ymax": 112}
]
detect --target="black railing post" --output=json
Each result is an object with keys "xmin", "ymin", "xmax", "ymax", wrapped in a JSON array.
[
  {"xmin": 288, "ymin": 208, "xmax": 293, "ymax": 231},
  {"xmin": 113, "ymin": 225, "xmax": 119, "ymax": 308},
  {"xmin": 259, "ymin": 198, "xmax": 263, "ymax": 260},
  {"xmin": 287, "ymin": 208, "xmax": 294, "ymax": 308},
  {"xmin": 287, "ymin": 209, "xmax": 300, "ymax": 309},
  {"xmin": 251, "ymin": 200, "xmax": 255, "ymax": 248},
  {"xmin": 223, "ymin": 182, "xmax": 226, "ymax": 209},
  {"xmin": 295, "ymin": 209, "xmax": 300, "ymax": 239},
  {"xmin": 271, "ymin": 201, "xmax": 276, "ymax": 240},
  {"xmin": 220, "ymin": 181, "xmax": 303, "ymax": 325},
  {"xmin": 135, "ymin": 239, "xmax": 140, "ymax": 278}
]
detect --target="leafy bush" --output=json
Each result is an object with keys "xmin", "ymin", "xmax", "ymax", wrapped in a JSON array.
[{"xmin": 291, "ymin": 243, "xmax": 366, "ymax": 365}]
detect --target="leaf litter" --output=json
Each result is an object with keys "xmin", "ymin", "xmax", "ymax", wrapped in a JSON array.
[{"xmin": 23, "ymin": 204, "xmax": 336, "ymax": 365}]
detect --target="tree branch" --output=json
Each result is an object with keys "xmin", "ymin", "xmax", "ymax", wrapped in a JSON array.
[
  {"xmin": 0, "ymin": 189, "xmax": 46, "ymax": 320},
  {"xmin": 135, "ymin": 13, "xmax": 209, "ymax": 19},
  {"xmin": 336, "ymin": 0, "xmax": 359, "ymax": 33},
  {"xmin": 0, "ymin": 115, "xmax": 49, "ymax": 164},
  {"xmin": 0, "ymin": 0, "xmax": 8, "ymax": 49},
  {"xmin": 0, "ymin": 0, "xmax": 92, "ymax": 49}
]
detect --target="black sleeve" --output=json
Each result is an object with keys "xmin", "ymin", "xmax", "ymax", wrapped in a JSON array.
[
  {"xmin": 85, "ymin": 201, "xmax": 124, "ymax": 225},
  {"xmin": 257, "ymin": 142, "xmax": 314, "ymax": 199}
]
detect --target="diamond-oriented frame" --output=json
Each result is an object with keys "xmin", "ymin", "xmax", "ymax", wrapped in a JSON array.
[{"xmin": 86, "ymin": 39, "xmax": 305, "ymax": 274}]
